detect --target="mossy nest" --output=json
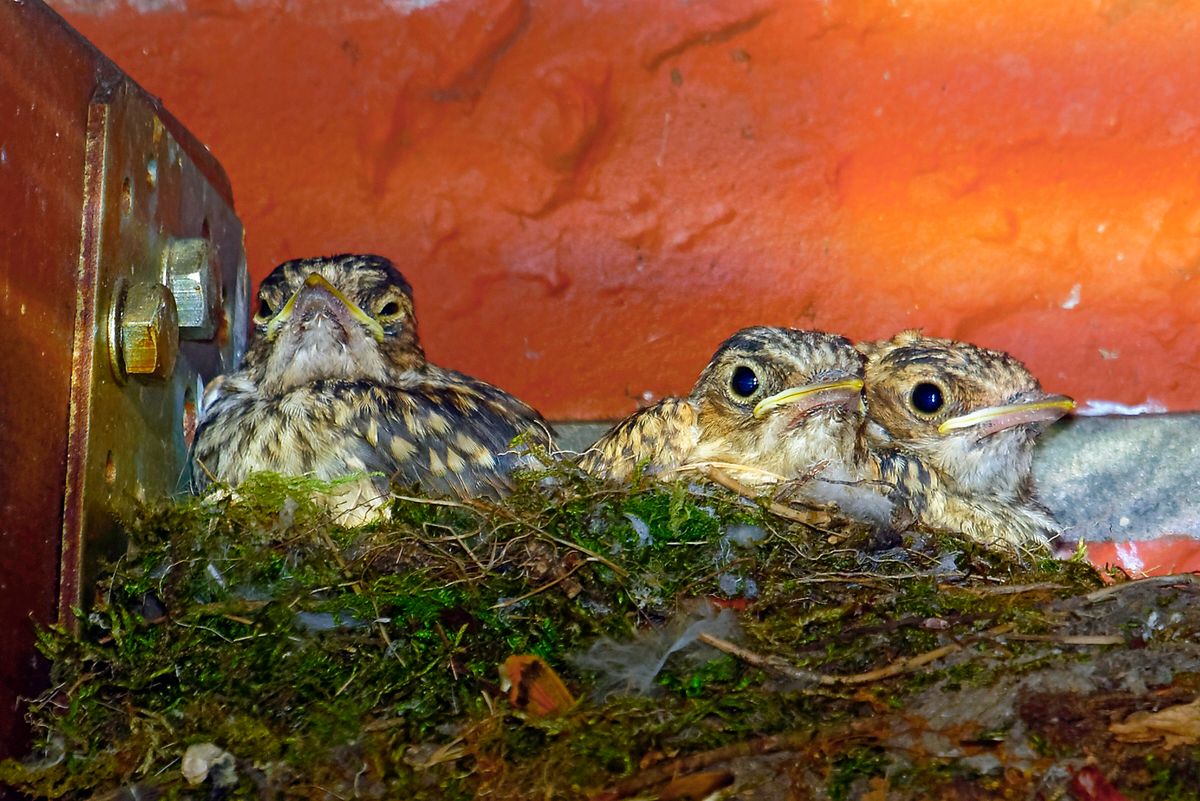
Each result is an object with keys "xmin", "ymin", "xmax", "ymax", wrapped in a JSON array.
[{"xmin": 3, "ymin": 464, "xmax": 1199, "ymax": 800}]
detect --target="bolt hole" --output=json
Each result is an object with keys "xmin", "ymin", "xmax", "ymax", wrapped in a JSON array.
[
  {"xmin": 120, "ymin": 177, "xmax": 132, "ymax": 216},
  {"xmin": 104, "ymin": 451, "xmax": 116, "ymax": 485},
  {"xmin": 183, "ymin": 388, "xmax": 198, "ymax": 448}
]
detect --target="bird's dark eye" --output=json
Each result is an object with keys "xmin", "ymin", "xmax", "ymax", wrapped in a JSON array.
[
  {"xmin": 378, "ymin": 301, "xmax": 401, "ymax": 317},
  {"xmin": 730, "ymin": 365, "xmax": 760, "ymax": 398},
  {"xmin": 910, "ymin": 382, "xmax": 945, "ymax": 415},
  {"xmin": 255, "ymin": 298, "xmax": 273, "ymax": 319}
]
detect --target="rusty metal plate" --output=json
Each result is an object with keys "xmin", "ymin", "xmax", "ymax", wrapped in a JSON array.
[
  {"xmin": 0, "ymin": 2, "xmax": 248, "ymax": 771},
  {"xmin": 61, "ymin": 80, "xmax": 249, "ymax": 616},
  {"xmin": 0, "ymin": 0, "xmax": 97, "ymax": 764}
]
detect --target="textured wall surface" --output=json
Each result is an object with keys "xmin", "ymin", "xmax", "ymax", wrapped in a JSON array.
[{"xmin": 53, "ymin": 0, "xmax": 1200, "ymax": 420}]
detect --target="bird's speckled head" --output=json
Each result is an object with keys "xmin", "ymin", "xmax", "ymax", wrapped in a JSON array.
[
  {"xmin": 689, "ymin": 326, "xmax": 867, "ymax": 479},
  {"xmin": 244, "ymin": 254, "xmax": 425, "ymax": 394},
  {"xmin": 860, "ymin": 330, "xmax": 1073, "ymax": 497}
]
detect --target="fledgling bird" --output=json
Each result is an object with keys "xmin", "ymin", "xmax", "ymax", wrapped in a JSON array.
[
  {"xmin": 858, "ymin": 330, "xmax": 1074, "ymax": 553},
  {"xmin": 191, "ymin": 254, "xmax": 552, "ymax": 523},
  {"xmin": 580, "ymin": 327, "xmax": 888, "ymax": 517}
]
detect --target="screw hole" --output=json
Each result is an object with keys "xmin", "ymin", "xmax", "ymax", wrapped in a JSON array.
[{"xmin": 120, "ymin": 177, "xmax": 132, "ymax": 216}]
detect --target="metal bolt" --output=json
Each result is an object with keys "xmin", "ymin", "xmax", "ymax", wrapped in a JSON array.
[
  {"xmin": 119, "ymin": 282, "xmax": 179, "ymax": 379},
  {"xmin": 163, "ymin": 238, "xmax": 218, "ymax": 339}
]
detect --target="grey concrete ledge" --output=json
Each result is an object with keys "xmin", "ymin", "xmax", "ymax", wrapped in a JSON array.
[{"xmin": 1035, "ymin": 413, "xmax": 1200, "ymax": 543}]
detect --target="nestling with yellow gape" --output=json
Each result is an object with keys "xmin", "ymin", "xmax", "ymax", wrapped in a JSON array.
[{"xmin": 192, "ymin": 254, "xmax": 1073, "ymax": 554}]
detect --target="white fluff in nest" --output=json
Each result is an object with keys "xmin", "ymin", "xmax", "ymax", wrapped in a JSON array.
[
  {"xmin": 571, "ymin": 603, "xmax": 740, "ymax": 697},
  {"xmin": 803, "ymin": 478, "xmax": 896, "ymax": 526}
]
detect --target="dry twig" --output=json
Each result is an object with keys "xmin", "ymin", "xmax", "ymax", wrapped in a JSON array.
[
  {"xmin": 947, "ymin": 582, "xmax": 1066, "ymax": 596},
  {"xmin": 473, "ymin": 502, "xmax": 629, "ymax": 577},
  {"xmin": 490, "ymin": 560, "xmax": 589, "ymax": 609},
  {"xmin": 1005, "ymin": 633, "xmax": 1124, "ymax": 646},
  {"xmin": 699, "ymin": 623, "xmax": 1015, "ymax": 686},
  {"xmin": 1085, "ymin": 573, "xmax": 1200, "ymax": 603},
  {"xmin": 700, "ymin": 466, "xmax": 829, "ymax": 526},
  {"xmin": 589, "ymin": 730, "xmax": 831, "ymax": 801}
]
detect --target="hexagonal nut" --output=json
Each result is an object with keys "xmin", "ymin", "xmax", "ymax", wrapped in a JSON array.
[
  {"xmin": 120, "ymin": 282, "xmax": 179, "ymax": 379},
  {"xmin": 163, "ymin": 238, "xmax": 218, "ymax": 339}
]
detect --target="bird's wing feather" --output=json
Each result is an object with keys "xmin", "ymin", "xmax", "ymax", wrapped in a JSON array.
[
  {"xmin": 190, "ymin": 371, "xmax": 551, "ymax": 502},
  {"xmin": 190, "ymin": 374, "xmax": 260, "ymax": 492},
  {"xmin": 874, "ymin": 447, "xmax": 1053, "ymax": 553},
  {"xmin": 874, "ymin": 447, "xmax": 933, "ymax": 516},
  {"xmin": 578, "ymin": 398, "xmax": 699, "ymax": 482},
  {"xmin": 339, "ymin": 374, "xmax": 552, "ymax": 500}
]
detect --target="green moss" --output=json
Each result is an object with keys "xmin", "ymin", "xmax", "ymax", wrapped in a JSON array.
[
  {"xmin": 889, "ymin": 759, "xmax": 984, "ymax": 795},
  {"xmin": 1142, "ymin": 750, "xmax": 1200, "ymax": 801},
  {"xmin": 6, "ymin": 468, "xmax": 1189, "ymax": 800},
  {"xmin": 828, "ymin": 745, "xmax": 890, "ymax": 801}
]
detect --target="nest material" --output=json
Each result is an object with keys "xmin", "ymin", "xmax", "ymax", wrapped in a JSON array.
[{"xmin": 3, "ymin": 468, "xmax": 1199, "ymax": 800}]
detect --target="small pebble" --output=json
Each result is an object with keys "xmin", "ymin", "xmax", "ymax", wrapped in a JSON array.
[{"xmin": 181, "ymin": 743, "xmax": 236, "ymax": 787}]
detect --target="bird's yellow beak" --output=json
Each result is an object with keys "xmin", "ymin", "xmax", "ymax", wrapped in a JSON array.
[
  {"xmin": 752, "ymin": 377, "xmax": 864, "ymax": 419},
  {"xmin": 937, "ymin": 394, "xmax": 1075, "ymax": 435},
  {"xmin": 267, "ymin": 273, "xmax": 385, "ymax": 343}
]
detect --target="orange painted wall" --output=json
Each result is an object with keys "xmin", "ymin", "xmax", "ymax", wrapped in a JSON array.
[{"xmin": 53, "ymin": 0, "xmax": 1200, "ymax": 419}]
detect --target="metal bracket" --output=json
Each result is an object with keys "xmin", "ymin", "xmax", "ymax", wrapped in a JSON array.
[{"xmin": 60, "ymin": 81, "xmax": 248, "ymax": 617}]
